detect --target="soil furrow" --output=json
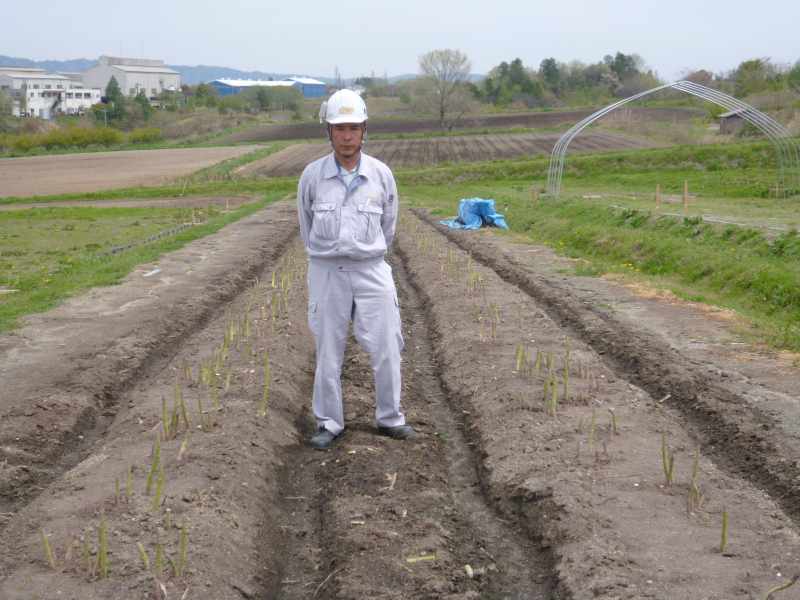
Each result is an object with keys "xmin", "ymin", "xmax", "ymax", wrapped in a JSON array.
[
  {"xmin": 411, "ymin": 208, "xmax": 800, "ymax": 527},
  {"xmin": 1, "ymin": 235, "xmax": 318, "ymax": 599},
  {"xmin": 0, "ymin": 203, "xmax": 299, "ymax": 521},
  {"xmin": 272, "ymin": 251, "xmax": 554, "ymax": 599},
  {"xmin": 391, "ymin": 252, "xmax": 556, "ymax": 599},
  {"xmin": 397, "ymin": 209, "xmax": 800, "ymax": 599}
]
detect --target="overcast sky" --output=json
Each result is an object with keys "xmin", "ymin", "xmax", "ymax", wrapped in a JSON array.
[{"xmin": 4, "ymin": 0, "xmax": 798, "ymax": 79}]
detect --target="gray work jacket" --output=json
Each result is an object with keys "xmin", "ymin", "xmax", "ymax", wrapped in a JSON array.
[{"xmin": 297, "ymin": 152, "xmax": 399, "ymax": 264}]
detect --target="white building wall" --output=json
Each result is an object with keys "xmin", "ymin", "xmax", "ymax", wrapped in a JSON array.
[
  {"xmin": 0, "ymin": 73, "xmax": 101, "ymax": 118},
  {"xmin": 83, "ymin": 61, "xmax": 181, "ymax": 99},
  {"xmin": 61, "ymin": 88, "xmax": 102, "ymax": 115},
  {"xmin": 82, "ymin": 64, "xmax": 119, "ymax": 93}
]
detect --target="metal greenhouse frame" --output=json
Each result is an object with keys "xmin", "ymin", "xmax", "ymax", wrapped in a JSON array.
[{"xmin": 546, "ymin": 81, "xmax": 800, "ymax": 198}]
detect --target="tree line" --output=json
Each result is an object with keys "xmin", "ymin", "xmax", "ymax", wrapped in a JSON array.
[{"xmin": 359, "ymin": 49, "xmax": 800, "ymax": 129}]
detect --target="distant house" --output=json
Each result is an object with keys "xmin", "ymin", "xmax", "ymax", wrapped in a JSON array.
[
  {"xmin": 719, "ymin": 109, "xmax": 747, "ymax": 135},
  {"xmin": 209, "ymin": 76, "xmax": 327, "ymax": 98},
  {"xmin": 83, "ymin": 55, "xmax": 181, "ymax": 100},
  {"xmin": 0, "ymin": 68, "xmax": 101, "ymax": 119}
]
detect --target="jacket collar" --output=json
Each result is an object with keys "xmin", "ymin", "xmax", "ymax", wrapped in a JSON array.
[{"xmin": 321, "ymin": 152, "xmax": 375, "ymax": 181}]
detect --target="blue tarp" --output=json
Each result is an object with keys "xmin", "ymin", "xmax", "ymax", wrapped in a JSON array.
[{"xmin": 440, "ymin": 198, "xmax": 509, "ymax": 230}]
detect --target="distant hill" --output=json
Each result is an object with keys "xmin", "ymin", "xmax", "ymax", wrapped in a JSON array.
[
  {"xmin": 0, "ymin": 55, "xmax": 95, "ymax": 73},
  {"xmin": 163, "ymin": 65, "xmax": 327, "ymax": 85},
  {"xmin": 0, "ymin": 55, "xmax": 328, "ymax": 85},
  {"xmin": 0, "ymin": 55, "xmax": 483, "ymax": 86}
]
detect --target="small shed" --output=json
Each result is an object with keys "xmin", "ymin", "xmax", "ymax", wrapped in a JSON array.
[{"xmin": 719, "ymin": 109, "xmax": 747, "ymax": 135}]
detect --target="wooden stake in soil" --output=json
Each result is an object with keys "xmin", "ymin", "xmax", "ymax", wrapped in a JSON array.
[
  {"xmin": 683, "ymin": 180, "xmax": 689, "ymax": 213},
  {"xmin": 655, "ymin": 184, "xmax": 661, "ymax": 209},
  {"xmin": 720, "ymin": 508, "xmax": 729, "ymax": 554},
  {"xmin": 531, "ymin": 187, "xmax": 539, "ymax": 205}
]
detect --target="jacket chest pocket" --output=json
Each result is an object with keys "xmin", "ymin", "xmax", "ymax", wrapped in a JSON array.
[
  {"xmin": 311, "ymin": 202, "xmax": 339, "ymax": 240},
  {"xmin": 355, "ymin": 201, "xmax": 383, "ymax": 244}
]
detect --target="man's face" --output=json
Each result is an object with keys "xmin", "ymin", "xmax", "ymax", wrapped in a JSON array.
[{"xmin": 330, "ymin": 122, "xmax": 365, "ymax": 161}]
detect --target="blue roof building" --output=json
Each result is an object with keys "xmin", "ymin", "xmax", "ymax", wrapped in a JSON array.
[
  {"xmin": 210, "ymin": 76, "xmax": 327, "ymax": 98},
  {"xmin": 286, "ymin": 76, "xmax": 327, "ymax": 98}
]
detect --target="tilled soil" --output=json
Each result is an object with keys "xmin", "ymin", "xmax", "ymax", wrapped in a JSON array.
[
  {"xmin": 0, "ymin": 146, "xmax": 260, "ymax": 198},
  {"xmin": 223, "ymin": 107, "xmax": 700, "ymax": 144},
  {"xmin": 2, "ymin": 200, "xmax": 800, "ymax": 599},
  {"xmin": 236, "ymin": 132, "xmax": 653, "ymax": 178}
]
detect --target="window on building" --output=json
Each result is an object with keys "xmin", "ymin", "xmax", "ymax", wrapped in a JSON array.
[
  {"xmin": 151, "ymin": 88, "xmax": 157, "ymax": 95},
  {"xmin": 84, "ymin": 93, "xmax": 91, "ymax": 99},
  {"xmin": 33, "ymin": 84, "xmax": 40, "ymax": 89},
  {"xmin": 30, "ymin": 92, "xmax": 35, "ymax": 98},
  {"xmin": 57, "ymin": 84, "xmax": 63, "ymax": 89},
  {"xmin": 66, "ymin": 93, "xmax": 73, "ymax": 99},
  {"xmin": 45, "ymin": 84, "xmax": 52, "ymax": 89}
]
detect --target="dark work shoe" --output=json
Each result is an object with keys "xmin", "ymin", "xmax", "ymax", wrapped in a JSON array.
[
  {"xmin": 310, "ymin": 428, "xmax": 338, "ymax": 450},
  {"xmin": 377, "ymin": 424, "xmax": 416, "ymax": 440}
]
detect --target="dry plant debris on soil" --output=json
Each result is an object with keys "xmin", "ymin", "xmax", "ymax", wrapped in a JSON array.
[
  {"xmin": 236, "ymin": 132, "xmax": 653, "ymax": 178},
  {"xmin": 1, "ymin": 200, "xmax": 799, "ymax": 599}
]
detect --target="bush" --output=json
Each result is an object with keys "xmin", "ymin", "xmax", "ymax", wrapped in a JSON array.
[
  {"xmin": 0, "ymin": 126, "xmax": 124, "ymax": 154},
  {"xmin": 128, "ymin": 127, "xmax": 163, "ymax": 144}
]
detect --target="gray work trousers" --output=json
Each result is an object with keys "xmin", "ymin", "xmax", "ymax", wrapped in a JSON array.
[{"xmin": 307, "ymin": 258, "xmax": 405, "ymax": 435}]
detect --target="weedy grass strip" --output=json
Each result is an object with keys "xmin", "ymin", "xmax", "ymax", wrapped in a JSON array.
[
  {"xmin": 82, "ymin": 539, "xmax": 92, "ymax": 576},
  {"xmin": 687, "ymin": 447, "xmax": 704, "ymax": 513},
  {"xmin": 176, "ymin": 523, "xmax": 189, "ymax": 577},
  {"xmin": 661, "ymin": 432, "xmax": 675, "ymax": 486},
  {"xmin": 152, "ymin": 464, "xmax": 165, "ymax": 511},
  {"xmin": 97, "ymin": 514, "xmax": 109, "ymax": 579},
  {"xmin": 40, "ymin": 528, "xmax": 57, "ymax": 570},
  {"xmin": 177, "ymin": 432, "xmax": 190, "ymax": 462},
  {"xmin": 137, "ymin": 542, "xmax": 151, "ymax": 571},
  {"xmin": 154, "ymin": 543, "xmax": 164, "ymax": 580},
  {"xmin": 608, "ymin": 409, "xmax": 618, "ymax": 435},
  {"xmin": 145, "ymin": 434, "xmax": 162, "ymax": 495}
]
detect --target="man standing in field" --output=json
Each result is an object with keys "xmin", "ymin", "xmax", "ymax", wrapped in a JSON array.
[{"xmin": 297, "ymin": 89, "xmax": 415, "ymax": 450}]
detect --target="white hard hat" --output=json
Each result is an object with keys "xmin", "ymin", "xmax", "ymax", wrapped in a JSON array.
[{"xmin": 319, "ymin": 89, "xmax": 367, "ymax": 124}]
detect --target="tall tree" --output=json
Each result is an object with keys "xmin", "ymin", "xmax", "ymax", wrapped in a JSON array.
[
  {"xmin": 418, "ymin": 48, "xmax": 472, "ymax": 129},
  {"xmin": 733, "ymin": 58, "xmax": 775, "ymax": 96},
  {"xmin": 788, "ymin": 61, "xmax": 800, "ymax": 94},
  {"xmin": 539, "ymin": 58, "xmax": 560, "ymax": 92},
  {"xmin": 134, "ymin": 90, "xmax": 153, "ymax": 120},
  {"xmin": 104, "ymin": 76, "xmax": 126, "ymax": 121},
  {"xmin": 607, "ymin": 52, "xmax": 639, "ymax": 80},
  {"xmin": 0, "ymin": 89, "xmax": 12, "ymax": 116}
]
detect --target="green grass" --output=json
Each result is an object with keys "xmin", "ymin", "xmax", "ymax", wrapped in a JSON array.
[
  {"xmin": 0, "ymin": 194, "xmax": 284, "ymax": 331},
  {"xmin": 182, "ymin": 143, "xmax": 292, "ymax": 183},
  {"xmin": 0, "ymin": 178, "xmax": 296, "ymax": 206},
  {"xmin": 398, "ymin": 138, "xmax": 790, "ymax": 194}
]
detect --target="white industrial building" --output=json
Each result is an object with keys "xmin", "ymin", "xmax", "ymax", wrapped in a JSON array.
[
  {"xmin": 82, "ymin": 56, "xmax": 180, "ymax": 100},
  {"xmin": 0, "ymin": 67, "xmax": 101, "ymax": 119}
]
